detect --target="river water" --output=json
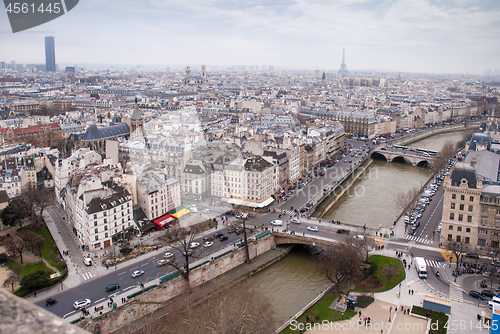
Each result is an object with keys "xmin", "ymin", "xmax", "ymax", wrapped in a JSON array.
[
  {"xmin": 321, "ymin": 130, "xmax": 468, "ymax": 229},
  {"xmin": 251, "ymin": 247, "xmax": 331, "ymax": 325}
]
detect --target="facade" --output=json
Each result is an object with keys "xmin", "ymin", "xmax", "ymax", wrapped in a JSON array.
[
  {"xmin": 136, "ymin": 171, "xmax": 181, "ymax": 220},
  {"xmin": 45, "ymin": 36, "xmax": 56, "ymax": 72},
  {"xmin": 181, "ymin": 160, "xmax": 210, "ymax": 200},
  {"xmin": 72, "ymin": 178, "xmax": 133, "ymax": 251},
  {"xmin": 0, "ymin": 123, "xmax": 63, "ymax": 148},
  {"xmin": 441, "ymin": 167, "xmax": 482, "ymax": 249}
]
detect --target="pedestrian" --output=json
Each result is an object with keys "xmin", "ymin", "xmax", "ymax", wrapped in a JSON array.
[
  {"xmin": 404, "ymin": 309, "xmax": 406, "ymax": 315},
  {"xmin": 409, "ymin": 289, "xmax": 411, "ymax": 294},
  {"xmin": 412, "ymin": 290, "xmax": 414, "ymax": 295},
  {"xmin": 390, "ymin": 307, "xmax": 392, "ymax": 312},
  {"xmin": 34, "ymin": 292, "xmax": 36, "ymax": 297},
  {"xmin": 359, "ymin": 310, "xmax": 362, "ymax": 317},
  {"xmin": 477, "ymin": 314, "xmax": 481, "ymax": 321}
]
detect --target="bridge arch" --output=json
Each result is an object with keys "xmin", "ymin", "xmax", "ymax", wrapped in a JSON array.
[
  {"xmin": 391, "ymin": 156, "xmax": 412, "ymax": 165},
  {"xmin": 416, "ymin": 160, "xmax": 431, "ymax": 168},
  {"xmin": 370, "ymin": 152, "xmax": 388, "ymax": 161}
]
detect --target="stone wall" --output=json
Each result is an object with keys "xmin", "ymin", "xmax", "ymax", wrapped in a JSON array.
[{"xmin": 89, "ymin": 234, "xmax": 276, "ymax": 334}]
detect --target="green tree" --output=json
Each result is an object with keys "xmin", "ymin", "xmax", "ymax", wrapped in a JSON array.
[{"xmin": 20, "ymin": 270, "xmax": 51, "ymax": 292}]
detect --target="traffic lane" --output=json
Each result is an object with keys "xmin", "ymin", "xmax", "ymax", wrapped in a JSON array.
[
  {"xmin": 38, "ymin": 228, "xmax": 241, "ymax": 317},
  {"xmin": 415, "ymin": 190, "xmax": 444, "ymax": 239}
]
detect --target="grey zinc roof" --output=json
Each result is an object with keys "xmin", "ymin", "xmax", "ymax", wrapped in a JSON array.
[
  {"xmin": 469, "ymin": 133, "xmax": 491, "ymax": 151},
  {"xmin": 464, "ymin": 150, "xmax": 500, "ymax": 182},
  {"xmin": 450, "ymin": 168, "xmax": 477, "ymax": 189},
  {"xmin": 81, "ymin": 123, "xmax": 130, "ymax": 142}
]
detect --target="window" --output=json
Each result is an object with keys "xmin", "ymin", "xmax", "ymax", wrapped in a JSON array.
[
  {"xmin": 470, "ymin": 196, "xmax": 474, "ymax": 202},
  {"xmin": 459, "ymin": 204, "xmax": 464, "ymax": 211},
  {"xmin": 451, "ymin": 203, "xmax": 455, "ymax": 209},
  {"xmin": 465, "ymin": 237, "xmax": 470, "ymax": 244},
  {"xmin": 452, "ymin": 194, "xmax": 456, "ymax": 200},
  {"xmin": 466, "ymin": 228, "xmax": 471, "ymax": 233},
  {"xmin": 468, "ymin": 205, "xmax": 473, "ymax": 212},
  {"xmin": 94, "ymin": 221, "xmax": 97, "ymax": 227},
  {"xmin": 457, "ymin": 226, "xmax": 462, "ymax": 232},
  {"xmin": 448, "ymin": 234, "xmax": 453, "ymax": 241},
  {"xmin": 95, "ymin": 236, "xmax": 98, "ymax": 241},
  {"xmin": 496, "ymin": 220, "xmax": 500, "ymax": 226},
  {"xmin": 450, "ymin": 213, "xmax": 455, "ymax": 220},
  {"xmin": 94, "ymin": 228, "xmax": 98, "ymax": 233},
  {"xmin": 458, "ymin": 214, "xmax": 463, "ymax": 221},
  {"xmin": 456, "ymin": 236, "xmax": 461, "ymax": 242},
  {"xmin": 478, "ymin": 239, "xmax": 486, "ymax": 246},
  {"xmin": 467, "ymin": 216, "xmax": 472, "ymax": 223},
  {"xmin": 461, "ymin": 195, "xmax": 465, "ymax": 201},
  {"xmin": 103, "ymin": 212, "xmax": 106, "ymax": 216},
  {"xmin": 94, "ymin": 214, "xmax": 97, "ymax": 219},
  {"xmin": 449, "ymin": 225, "xmax": 453, "ymax": 230},
  {"xmin": 478, "ymin": 229, "xmax": 488, "ymax": 235}
]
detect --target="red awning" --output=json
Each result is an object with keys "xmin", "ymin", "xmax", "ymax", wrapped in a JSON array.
[{"xmin": 152, "ymin": 214, "xmax": 176, "ymax": 227}]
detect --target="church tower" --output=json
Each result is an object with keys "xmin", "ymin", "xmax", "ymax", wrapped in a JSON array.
[{"xmin": 130, "ymin": 98, "xmax": 144, "ymax": 140}]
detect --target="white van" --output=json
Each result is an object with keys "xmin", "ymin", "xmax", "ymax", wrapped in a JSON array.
[{"xmin": 83, "ymin": 258, "xmax": 92, "ymax": 266}]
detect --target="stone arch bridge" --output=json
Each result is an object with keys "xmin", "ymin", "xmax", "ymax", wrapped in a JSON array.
[{"xmin": 371, "ymin": 149, "xmax": 435, "ymax": 167}]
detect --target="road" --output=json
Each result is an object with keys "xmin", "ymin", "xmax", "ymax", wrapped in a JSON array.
[{"xmin": 36, "ymin": 227, "xmax": 245, "ymax": 318}]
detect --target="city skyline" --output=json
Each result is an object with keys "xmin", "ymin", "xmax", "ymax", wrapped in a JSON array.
[{"xmin": 0, "ymin": 0, "xmax": 499, "ymax": 74}]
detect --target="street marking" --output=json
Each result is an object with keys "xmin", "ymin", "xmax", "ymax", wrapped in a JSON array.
[
  {"xmin": 62, "ymin": 311, "xmax": 75, "ymax": 319},
  {"xmin": 118, "ymin": 272, "xmax": 126, "ymax": 276},
  {"xmin": 95, "ymin": 298, "xmax": 104, "ymax": 303},
  {"xmin": 123, "ymin": 286, "xmax": 135, "ymax": 291},
  {"xmin": 141, "ymin": 263, "xmax": 148, "ymax": 267},
  {"xmin": 130, "ymin": 267, "xmax": 138, "ymax": 271}
]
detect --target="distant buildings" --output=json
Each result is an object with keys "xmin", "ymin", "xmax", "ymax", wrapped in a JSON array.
[{"xmin": 44, "ymin": 36, "xmax": 56, "ymax": 72}]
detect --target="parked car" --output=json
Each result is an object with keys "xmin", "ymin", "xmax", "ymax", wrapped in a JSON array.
[
  {"xmin": 219, "ymin": 235, "xmax": 229, "ymax": 241},
  {"xmin": 73, "ymin": 299, "xmax": 91, "ymax": 309},
  {"xmin": 164, "ymin": 252, "xmax": 174, "ymax": 259},
  {"xmin": 202, "ymin": 208, "xmax": 210, "ymax": 214},
  {"xmin": 337, "ymin": 229, "xmax": 350, "ymax": 235},
  {"xmin": 291, "ymin": 218, "xmax": 301, "ymax": 224},
  {"xmin": 46, "ymin": 298, "xmax": 57, "ymax": 307},
  {"xmin": 270, "ymin": 220, "xmax": 283, "ymax": 226},
  {"xmin": 132, "ymin": 270, "xmax": 145, "ymax": 278},
  {"xmin": 469, "ymin": 291, "xmax": 486, "ymax": 300},
  {"xmin": 204, "ymin": 241, "xmax": 214, "ymax": 248},
  {"xmin": 214, "ymin": 232, "xmax": 224, "ymax": 238},
  {"xmin": 190, "ymin": 242, "xmax": 200, "ymax": 248},
  {"xmin": 307, "ymin": 226, "xmax": 319, "ymax": 232},
  {"xmin": 106, "ymin": 283, "xmax": 120, "ymax": 292},
  {"xmin": 224, "ymin": 211, "xmax": 235, "ymax": 216},
  {"xmin": 203, "ymin": 236, "xmax": 214, "ymax": 242}
]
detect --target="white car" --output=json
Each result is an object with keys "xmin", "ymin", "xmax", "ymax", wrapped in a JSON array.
[
  {"xmin": 270, "ymin": 220, "xmax": 283, "ymax": 226},
  {"xmin": 307, "ymin": 226, "xmax": 319, "ymax": 232},
  {"xmin": 291, "ymin": 218, "xmax": 301, "ymax": 224},
  {"xmin": 204, "ymin": 241, "xmax": 214, "ymax": 248},
  {"xmin": 202, "ymin": 208, "xmax": 210, "ymax": 214},
  {"xmin": 164, "ymin": 252, "xmax": 174, "ymax": 259},
  {"xmin": 73, "ymin": 299, "xmax": 91, "ymax": 309},
  {"xmin": 132, "ymin": 270, "xmax": 144, "ymax": 278},
  {"xmin": 190, "ymin": 242, "xmax": 200, "ymax": 248},
  {"xmin": 191, "ymin": 207, "xmax": 198, "ymax": 213}
]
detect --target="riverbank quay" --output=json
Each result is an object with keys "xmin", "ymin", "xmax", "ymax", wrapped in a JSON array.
[{"xmin": 74, "ymin": 236, "xmax": 293, "ymax": 334}]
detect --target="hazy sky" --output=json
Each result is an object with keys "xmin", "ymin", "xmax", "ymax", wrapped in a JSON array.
[{"xmin": 1, "ymin": 0, "xmax": 499, "ymax": 73}]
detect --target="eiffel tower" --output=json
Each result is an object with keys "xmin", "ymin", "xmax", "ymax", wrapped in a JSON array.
[{"xmin": 338, "ymin": 47, "xmax": 348, "ymax": 76}]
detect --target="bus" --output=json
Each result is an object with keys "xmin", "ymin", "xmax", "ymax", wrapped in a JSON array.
[
  {"xmin": 393, "ymin": 145, "xmax": 409, "ymax": 150},
  {"xmin": 415, "ymin": 257, "xmax": 427, "ymax": 278},
  {"xmin": 415, "ymin": 148, "xmax": 439, "ymax": 156}
]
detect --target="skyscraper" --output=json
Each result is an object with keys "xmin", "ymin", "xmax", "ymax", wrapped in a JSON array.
[{"xmin": 45, "ymin": 36, "xmax": 56, "ymax": 72}]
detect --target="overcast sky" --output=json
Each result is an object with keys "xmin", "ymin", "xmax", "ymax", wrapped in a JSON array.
[{"xmin": 1, "ymin": 0, "xmax": 499, "ymax": 74}]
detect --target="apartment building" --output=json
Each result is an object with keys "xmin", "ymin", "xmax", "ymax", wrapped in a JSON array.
[{"xmin": 136, "ymin": 171, "xmax": 181, "ymax": 220}]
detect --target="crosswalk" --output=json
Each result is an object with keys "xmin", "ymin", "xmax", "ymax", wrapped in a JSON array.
[
  {"xmin": 276, "ymin": 208, "xmax": 298, "ymax": 216},
  {"xmin": 81, "ymin": 272, "xmax": 95, "ymax": 281},
  {"xmin": 425, "ymin": 259, "xmax": 441, "ymax": 268},
  {"xmin": 403, "ymin": 235, "xmax": 432, "ymax": 245},
  {"xmin": 449, "ymin": 282, "xmax": 464, "ymax": 302}
]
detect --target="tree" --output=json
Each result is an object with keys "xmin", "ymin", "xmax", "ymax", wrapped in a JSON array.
[
  {"xmin": 162, "ymin": 280, "xmax": 276, "ymax": 334},
  {"xmin": 456, "ymin": 128, "xmax": 476, "ymax": 150},
  {"xmin": 233, "ymin": 216, "xmax": 252, "ymax": 264},
  {"xmin": 317, "ymin": 242, "xmax": 362, "ymax": 293},
  {"xmin": 395, "ymin": 187, "xmax": 420, "ymax": 216},
  {"xmin": 162, "ymin": 224, "xmax": 203, "ymax": 285},
  {"xmin": 18, "ymin": 229, "xmax": 45, "ymax": 256},
  {"xmin": 1, "ymin": 196, "xmax": 30, "ymax": 227},
  {"xmin": 5, "ymin": 234, "xmax": 26, "ymax": 264},
  {"xmin": 3, "ymin": 273, "xmax": 20, "ymax": 291},
  {"xmin": 448, "ymin": 240, "xmax": 468, "ymax": 270},
  {"xmin": 433, "ymin": 140, "xmax": 456, "ymax": 171},
  {"xmin": 20, "ymin": 270, "xmax": 51, "ymax": 292}
]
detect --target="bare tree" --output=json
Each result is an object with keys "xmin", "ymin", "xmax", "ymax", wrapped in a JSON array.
[
  {"xmin": 18, "ymin": 229, "xmax": 45, "ymax": 256},
  {"xmin": 232, "ymin": 216, "xmax": 252, "ymax": 264},
  {"xmin": 5, "ymin": 235, "xmax": 26, "ymax": 264},
  {"xmin": 317, "ymin": 242, "xmax": 362, "ymax": 293},
  {"xmin": 3, "ymin": 273, "xmax": 20, "ymax": 291},
  {"xmin": 456, "ymin": 128, "xmax": 476, "ymax": 150},
  {"xmin": 395, "ymin": 187, "xmax": 420, "ymax": 215},
  {"xmin": 164, "ymin": 280, "xmax": 276, "ymax": 334},
  {"xmin": 433, "ymin": 140, "xmax": 456, "ymax": 171},
  {"xmin": 448, "ymin": 240, "xmax": 468, "ymax": 270},
  {"xmin": 162, "ymin": 224, "xmax": 203, "ymax": 284}
]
